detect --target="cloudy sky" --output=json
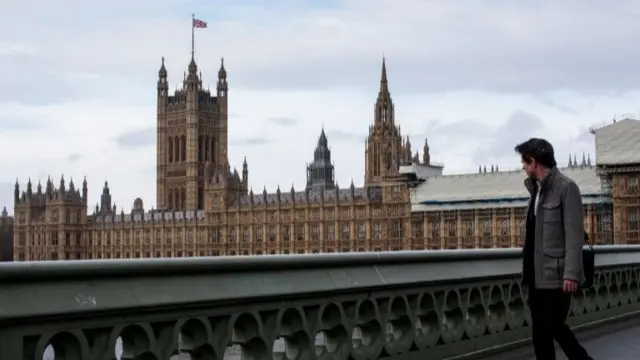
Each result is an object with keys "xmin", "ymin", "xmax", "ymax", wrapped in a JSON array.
[{"xmin": 2, "ymin": 0, "xmax": 640, "ymax": 213}]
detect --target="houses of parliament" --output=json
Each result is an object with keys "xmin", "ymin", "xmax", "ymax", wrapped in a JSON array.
[{"xmin": 10, "ymin": 54, "xmax": 640, "ymax": 261}]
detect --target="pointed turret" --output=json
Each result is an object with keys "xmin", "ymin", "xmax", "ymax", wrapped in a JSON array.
[
  {"xmin": 14, "ymin": 179, "xmax": 19, "ymax": 203},
  {"xmin": 46, "ymin": 176, "xmax": 52, "ymax": 194},
  {"xmin": 100, "ymin": 181, "xmax": 112, "ymax": 214},
  {"xmin": 183, "ymin": 56, "xmax": 199, "ymax": 91},
  {"xmin": 157, "ymin": 56, "xmax": 168, "ymax": 101},
  {"xmin": 374, "ymin": 56, "xmax": 393, "ymax": 124},
  {"xmin": 242, "ymin": 156, "xmax": 249, "ymax": 191},
  {"xmin": 306, "ymin": 127, "xmax": 336, "ymax": 191},
  {"xmin": 158, "ymin": 57, "xmax": 167, "ymax": 80},
  {"xmin": 404, "ymin": 135, "xmax": 412, "ymax": 164},
  {"xmin": 188, "ymin": 57, "xmax": 197, "ymax": 75},
  {"xmin": 412, "ymin": 151, "xmax": 420, "ymax": 164},
  {"xmin": 379, "ymin": 56, "xmax": 389, "ymax": 95},
  {"xmin": 217, "ymin": 57, "xmax": 228, "ymax": 98},
  {"xmin": 365, "ymin": 56, "xmax": 405, "ymax": 185},
  {"xmin": 218, "ymin": 57, "xmax": 227, "ymax": 80},
  {"xmin": 423, "ymin": 138, "xmax": 431, "ymax": 165},
  {"xmin": 318, "ymin": 127, "xmax": 328, "ymax": 147}
]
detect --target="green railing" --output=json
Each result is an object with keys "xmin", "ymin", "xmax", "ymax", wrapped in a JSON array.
[{"xmin": 1, "ymin": 246, "xmax": 640, "ymax": 360}]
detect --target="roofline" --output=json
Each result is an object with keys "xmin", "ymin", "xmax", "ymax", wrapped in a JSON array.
[{"xmin": 418, "ymin": 193, "xmax": 604, "ymax": 206}]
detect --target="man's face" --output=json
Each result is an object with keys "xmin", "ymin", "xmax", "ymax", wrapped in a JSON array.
[{"xmin": 521, "ymin": 158, "xmax": 537, "ymax": 179}]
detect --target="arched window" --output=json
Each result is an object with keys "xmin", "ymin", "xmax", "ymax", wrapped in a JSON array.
[
  {"xmin": 174, "ymin": 137, "xmax": 180, "ymax": 163},
  {"xmin": 198, "ymin": 187, "xmax": 204, "ymax": 210},
  {"xmin": 211, "ymin": 137, "xmax": 216, "ymax": 164},
  {"xmin": 167, "ymin": 189, "xmax": 174, "ymax": 209},
  {"xmin": 168, "ymin": 137, "xmax": 173, "ymax": 163},
  {"xmin": 204, "ymin": 136, "xmax": 210, "ymax": 161},
  {"xmin": 180, "ymin": 135, "xmax": 186, "ymax": 161}
]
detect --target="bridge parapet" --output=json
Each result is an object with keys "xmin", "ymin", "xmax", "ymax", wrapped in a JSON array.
[{"xmin": 1, "ymin": 246, "xmax": 640, "ymax": 359}]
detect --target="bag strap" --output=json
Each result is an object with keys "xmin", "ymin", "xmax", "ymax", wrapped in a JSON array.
[
  {"xmin": 584, "ymin": 231, "xmax": 594, "ymax": 251},
  {"xmin": 558, "ymin": 193, "xmax": 594, "ymax": 251}
]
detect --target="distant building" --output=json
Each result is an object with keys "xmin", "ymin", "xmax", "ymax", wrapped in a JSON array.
[
  {"xmin": 402, "ymin": 118, "xmax": 640, "ymax": 248},
  {"xmin": 0, "ymin": 207, "xmax": 13, "ymax": 261},
  {"xmin": 10, "ymin": 53, "xmax": 640, "ymax": 261},
  {"xmin": 592, "ymin": 118, "xmax": 640, "ymax": 244},
  {"xmin": 12, "ymin": 57, "xmax": 423, "ymax": 260}
]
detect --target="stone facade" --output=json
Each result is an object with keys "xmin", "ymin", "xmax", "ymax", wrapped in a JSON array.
[
  {"xmin": 10, "ymin": 55, "xmax": 640, "ymax": 261},
  {"xmin": 0, "ymin": 207, "xmax": 13, "ymax": 261},
  {"xmin": 12, "ymin": 57, "xmax": 425, "ymax": 261}
]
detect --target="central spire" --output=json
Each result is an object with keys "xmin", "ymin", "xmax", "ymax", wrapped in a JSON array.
[
  {"xmin": 374, "ymin": 56, "xmax": 393, "ymax": 125},
  {"xmin": 380, "ymin": 56, "xmax": 388, "ymax": 93}
]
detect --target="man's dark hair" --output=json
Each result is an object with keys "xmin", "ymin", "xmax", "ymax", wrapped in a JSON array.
[{"xmin": 514, "ymin": 138, "xmax": 557, "ymax": 168}]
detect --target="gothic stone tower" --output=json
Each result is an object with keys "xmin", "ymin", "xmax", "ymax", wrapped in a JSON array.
[
  {"xmin": 306, "ymin": 128, "xmax": 336, "ymax": 191},
  {"xmin": 156, "ymin": 56, "xmax": 228, "ymax": 210},
  {"xmin": 365, "ymin": 58, "xmax": 407, "ymax": 185}
]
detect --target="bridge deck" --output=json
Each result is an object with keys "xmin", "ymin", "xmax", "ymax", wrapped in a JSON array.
[{"xmin": 480, "ymin": 315, "xmax": 640, "ymax": 360}]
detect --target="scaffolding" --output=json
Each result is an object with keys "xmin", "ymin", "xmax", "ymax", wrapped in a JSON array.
[
  {"xmin": 589, "ymin": 116, "xmax": 617, "ymax": 244},
  {"xmin": 595, "ymin": 168, "xmax": 614, "ymax": 244}
]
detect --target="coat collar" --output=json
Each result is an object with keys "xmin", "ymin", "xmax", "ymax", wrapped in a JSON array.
[{"xmin": 524, "ymin": 167, "xmax": 558, "ymax": 195}]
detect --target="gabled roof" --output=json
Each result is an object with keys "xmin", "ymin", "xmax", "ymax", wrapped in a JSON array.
[
  {"xmin": 594, "ymin": 119, "xmax": 640, "ymax": 166},
  {"xmin": 411, "ymin": 166, "xmax": 601, "ymax": 205}
]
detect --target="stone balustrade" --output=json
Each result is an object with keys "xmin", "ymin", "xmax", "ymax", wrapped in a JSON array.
[{"xmin": 1, "ymin": 246, "xmax": 640, "ymax": 360}]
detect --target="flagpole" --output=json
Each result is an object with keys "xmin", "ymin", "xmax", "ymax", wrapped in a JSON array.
[{"xmin": 191, "ymin": 13, "xmax": 195, "ymax": 59}]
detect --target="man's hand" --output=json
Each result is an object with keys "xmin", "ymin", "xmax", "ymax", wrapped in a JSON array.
[{"xmin": 563, "ymin": 279, "xmax": 578, "ymax": 293}]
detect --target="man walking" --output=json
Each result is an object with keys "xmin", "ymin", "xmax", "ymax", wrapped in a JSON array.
[{"xmin": 515, "ymin": 138, "xmax": 593, "ymax": 360}]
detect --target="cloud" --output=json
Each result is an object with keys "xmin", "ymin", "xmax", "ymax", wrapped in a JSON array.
[
  {"xmin": 267, "ymin": 117, "xmax": 297, "ymax": 126},
  {"xmin": 67, "ymin": 153, "xmax": 82, "ymax": 163},
  {"xmin": 231, "ymin": 137, "xmax": 273, "ymax": 146},
  {"xmin": 0, "ymin": 43, "xmax": 37, "ymax": 57},
  {"xmin": 472, "ymin": 110, "xmax": 546, "ymax": 163},
  {"xmin": 0, "ymin": 182, "xmax": 13, "ymax": 212},
  {"xmin": 416, "ymin": 108, "xmax": 600, "ymax": 172},
  {"xmin": 535, "ymin": 96, "xmax": 581, "ymax": 116},
  {"xmin": 325, "ymin": 129, "xmax": 364, "ymax": 142},
  {"xmin": 1, "ymin": 0, "xmax": 638, "ymax": 211},
  {"xmin": 115, "ymin": 128, "xmax": 155, "ymax": 148},
  {"xmin": 8, "ymin": 1, "xmax": 640, "ymax": 94}
]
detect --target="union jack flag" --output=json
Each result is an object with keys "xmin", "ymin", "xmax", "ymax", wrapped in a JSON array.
[{"xmin": 193, "ymin": 18, "xmax": 207, "ymax": 28}]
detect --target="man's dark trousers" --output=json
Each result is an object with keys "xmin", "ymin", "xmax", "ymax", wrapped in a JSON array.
[{"xmin": 527, "ymin": 288, "xmax": 590, "ymax": 359}]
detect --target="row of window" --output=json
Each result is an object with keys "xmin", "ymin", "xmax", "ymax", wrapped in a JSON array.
[
  {"xmin": 212, "ymin": 206, "xmax": 395, "ymax": 223},
  {"xmin": 166, "ymin": 135, "xmax": 217, "ymax": 164},
  {"xmin": 16, "ymin": 209, "xmax": 83, "ymax": 224},
  {"xmin": 16, "ymin": 229, "xmax": 621, "ymax": 261},
  {"xmin": 16, "ymin": 210, "xmax": 615, "ymax": 247},
  {"xmin": 627, "ymin": 206, "xmax": 640, "ymax": 231},
  {"xmin": 16, "ymin": 247, "xmax": 374, "ymax": 261},
  {"xmin": 16, "ymin": 231, "xmax": 82, "ymax": 247}
]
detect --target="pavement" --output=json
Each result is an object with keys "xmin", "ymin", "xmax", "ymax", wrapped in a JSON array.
[{"xmin": 480, "ymin": 315, "xmax": 640, "ymax": 359}]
